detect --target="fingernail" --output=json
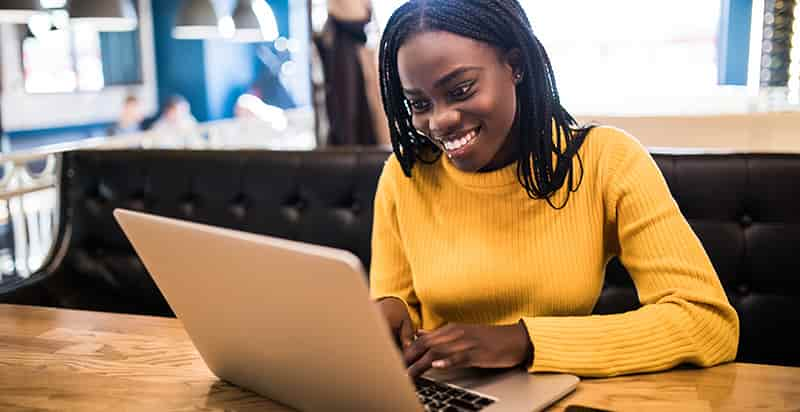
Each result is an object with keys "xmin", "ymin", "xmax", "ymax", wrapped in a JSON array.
[{"xmin": 432, "ymin": 360, "xmax": 447, "ymax": 368}]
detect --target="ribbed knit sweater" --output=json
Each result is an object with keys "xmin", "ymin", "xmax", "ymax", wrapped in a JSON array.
[{"xmin": 369, "ymin": 126, "xmax": 739, "ymax": 377}]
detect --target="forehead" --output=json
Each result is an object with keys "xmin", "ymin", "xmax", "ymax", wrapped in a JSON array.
[{"xmin": 397, "ymin": 31, "xmax": 500, "ymax": 90}]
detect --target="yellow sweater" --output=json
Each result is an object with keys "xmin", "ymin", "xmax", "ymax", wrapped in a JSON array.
[{"xmin": 369, "ymin": 126, "xmax": 739, "ymax": 377}]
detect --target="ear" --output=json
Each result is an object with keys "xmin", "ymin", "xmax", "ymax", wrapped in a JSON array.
[{"xmin": 504, "ymin": 48, "xmax": 523, "ymax": 84}]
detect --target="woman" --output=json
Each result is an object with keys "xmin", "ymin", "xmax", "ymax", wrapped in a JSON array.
[{"xmin": 370, "ymin": 0, "xmax": 738, "ymax": 378}]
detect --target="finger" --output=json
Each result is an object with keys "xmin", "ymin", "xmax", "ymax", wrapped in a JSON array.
[
  {"xmin": 407, "ymin": 349, "xmax": 436, "ymax": 378},
  {"xmin": 430, "ymin": 343, "xmax": 475, "ymax": 370},
  {"xmin": 399, "ymin": 318, "xmax": 414, "ymax": 349},
  {"xmin": 409, "ymin": 339, "xmax": 474, "ymax": 377},
  {"xmin": 404, "ymin": 327, "xmax": 464, "ymax": 365},
  {"xmin": 429, "ymin": 339, "xmax": 476, "ymax": 369}
]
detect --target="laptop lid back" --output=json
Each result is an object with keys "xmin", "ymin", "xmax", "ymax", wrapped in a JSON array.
[{"xmin": 113, "ymin": 209, "xmax": 422, "ymax": 412}]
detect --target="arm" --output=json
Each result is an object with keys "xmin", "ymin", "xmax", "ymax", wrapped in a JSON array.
[
  {"xmin": 369, "ymin": 157, "xmax": 422, "ymax": 330},
  {"xmin": 522, "ymin": 129, "xmax": 739, "ymax": 377}
]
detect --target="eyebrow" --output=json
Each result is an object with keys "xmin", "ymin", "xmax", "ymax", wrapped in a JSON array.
[{"xmin": 403, "ymin": 66, "xmax": 483, "ymax": 96}]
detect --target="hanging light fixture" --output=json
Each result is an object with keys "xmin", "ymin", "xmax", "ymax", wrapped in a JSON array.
[
  {"xmin": 69, "ymin": 0, "xmax": 138, "ymax": 32},
  {"xmin": 232, "ymin": 0, "xmax": 279, "ymax": 43},
  {"xmin": 0, "ymin": 0, "xmax": 44, "ymax": 23},
  {"xmin": 173, "ymin": 0, "xmax": 224, "ymax": 39}
]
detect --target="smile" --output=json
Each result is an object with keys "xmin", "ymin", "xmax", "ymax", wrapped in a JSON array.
[{"xmin": 438, "ymin": 127, "xmax": 480, "ymax": 154}]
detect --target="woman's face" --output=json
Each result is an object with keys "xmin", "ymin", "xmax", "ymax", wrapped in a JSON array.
[{"xmin": 397, "ymin": 31, "xmax": 520, "ymax": 172}]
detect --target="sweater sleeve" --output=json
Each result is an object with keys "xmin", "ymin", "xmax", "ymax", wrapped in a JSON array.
[
  {"xmin": 522, "ymin": 129, "xmax": 739, "ymax": 377},
  {"xmin": 369, "ymin": 157, "xmax": 422, "ymax": 329}
]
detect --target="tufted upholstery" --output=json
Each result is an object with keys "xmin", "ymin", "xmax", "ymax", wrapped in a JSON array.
[{"xmin": 2, "ymin": 149, "xmax": 798, "ymax": 367}]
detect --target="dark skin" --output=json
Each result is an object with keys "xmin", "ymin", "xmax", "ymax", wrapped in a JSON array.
[
  {"xmin": 399, "ymin": 30, "xmax": 521, "ymax": 173},
  {"xmin": 375, "ymin": 31, "xmax": 534, "ymax": 378}
]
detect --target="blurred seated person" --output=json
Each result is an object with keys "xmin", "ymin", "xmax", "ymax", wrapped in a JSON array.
[
  {"xmin": 107, "ymin": 95, "xmax": 144, "ymax": 136},
  {"xmin": 225, "ymin": 93, "xmax": 291, "ymax": 149},
  {"xmin": 149, "ymin": 95, "xmax": 205, "ymax": 149}
]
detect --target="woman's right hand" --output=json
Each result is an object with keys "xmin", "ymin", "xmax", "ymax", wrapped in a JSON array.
[{"xmin": 376, "ymin": 297, "xmax": 416, "ymax": 349}]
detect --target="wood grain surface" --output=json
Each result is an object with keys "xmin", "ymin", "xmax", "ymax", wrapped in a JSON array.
[{"xmin": 1, "ymin": 304, "xmax": 798, "ymax": 411}]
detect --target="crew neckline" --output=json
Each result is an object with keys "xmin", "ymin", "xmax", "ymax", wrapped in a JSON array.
[{"xmin": 439, "ymin": 155, "xmax": 520, "ymax": 191}]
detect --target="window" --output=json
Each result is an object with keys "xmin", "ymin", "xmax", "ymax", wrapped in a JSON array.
[
  {"xmin": 370, "ymin": 1, "xmax": 740, "ymax": 116},
  {"xmin": 22, "ymin": 23, "xmax": 104, "ymax": 93},
  {"xmin": 520, "ymin": 0, "xmax": 724, "ymax": 115},
  {"xmin": 21, "ymin": 5, "xmax": 143, "ymax": 94}
]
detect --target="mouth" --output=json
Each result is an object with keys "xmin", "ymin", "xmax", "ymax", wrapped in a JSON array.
[{"xmin": 436, "ymin": 127, "xmax": 481, "ymax": 157}]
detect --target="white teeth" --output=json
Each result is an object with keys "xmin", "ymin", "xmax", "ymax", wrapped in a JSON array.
[{"xmin": 442, "ymin": 129, "xmax": 478, "ymax": 151}]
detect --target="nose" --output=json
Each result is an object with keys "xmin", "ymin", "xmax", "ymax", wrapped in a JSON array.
[{"xmin": 428, "ymin": 106, "xmax": 461, "ymax": 138}]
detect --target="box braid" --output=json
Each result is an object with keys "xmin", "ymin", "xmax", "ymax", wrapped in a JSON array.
[{"xmin": 378, "ymin": 0, "xmax": 596, "ymax": 209}]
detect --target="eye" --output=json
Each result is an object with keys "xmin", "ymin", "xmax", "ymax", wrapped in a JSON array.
[
  {"xmin": 449, "ymin": 81, "xmax": 476, "ymax": 99},
  {"xmin": 408, "ymin": 99, "xmax": 431, "ymax": 113}
]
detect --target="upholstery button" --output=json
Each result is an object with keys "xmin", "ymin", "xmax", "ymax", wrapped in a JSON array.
[
  {"xmin": 737, "ymin": 284, "xmax": 750, "ymax": 295},
  {"xmin": 284, "ymin": 194, "xmax": 307, "ymax": 212},
  {"xmin": 128, "ymin": 198, "xmax": 145, "ymax": 211},
  {"xmin": 180, "ymin": 201, "xmax": 195, "ymax": 216},
  {"xmin": 229, "ymin": 194, "xmax": 249, "ymax": 220},
  {"xmin": 350, "ymin": 200, "xmax": 361, "ymax": 215},
  {"xmin": 282, "ymin": 207, "xmax": 301, "ymax": 222},
  {"xmin": 230, "ymin": 203, "xmax": 247, "ymax": 220},
  {"xmin": 85, "ymin": 198, "xmax": 102, "ymax": 214},
  {"xmin": 740, "ymin": 214, "xmax": 753, "ymax": 227},
  {"xmin": 98, "ymin": 183, "xmax": 114, "ymax": 201}
]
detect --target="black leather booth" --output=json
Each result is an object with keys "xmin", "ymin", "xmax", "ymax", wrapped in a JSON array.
[{"xmin": 1, "ymin": 149, "xmax": 798, "ymax": 367}]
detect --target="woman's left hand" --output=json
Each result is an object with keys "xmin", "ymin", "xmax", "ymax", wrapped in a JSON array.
[{"xmin": 404, "ymin": 322, "xmax": 532, "ymax": 378}]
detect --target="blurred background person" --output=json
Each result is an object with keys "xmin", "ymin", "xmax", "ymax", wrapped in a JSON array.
[
  {"xmin": 149, "ymin": 95, "xmax": 204, "ymax": 148},
  {"xmin": 107, "ymin": 95, "xmax": 144, "ymax": 136},
  {"xmin": 312, "ymin": 0, "xmax": 389, "ymax": 147}
]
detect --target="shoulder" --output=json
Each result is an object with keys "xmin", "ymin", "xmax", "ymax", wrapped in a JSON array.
[
  {"xmin": 582, "ymin": 125, "xmax": 652, "ymax": 174},
  {"xmin": 376, "ymin": 153, "xmax": 406, "ymax": 197},
  {"xmin": 379, "ymin": 153, "xmax": 404, "ymax": 182},
  {"xmin": 584, "ymin": 125, "xmax": 646, "ymax": 154}
]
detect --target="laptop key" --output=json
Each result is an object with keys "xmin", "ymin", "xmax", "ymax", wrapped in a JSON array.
[
  {"xmin": 447, "ymin": 397, "xmax": 482, "ymax": 411},
  {"xmin": 475, "ymin": 397, "xmax": 494, "ymax": 406},
  {"xmin": 416, "ymin": 377, "xmax": 494, "ymax": 411}
]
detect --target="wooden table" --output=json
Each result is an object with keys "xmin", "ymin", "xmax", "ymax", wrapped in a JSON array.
[{"xmin": 1, "ymin": 304, "xmax": 798, "ymax": 412}]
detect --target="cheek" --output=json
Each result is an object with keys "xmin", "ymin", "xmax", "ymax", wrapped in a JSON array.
[
  {"xmin": 472, "ymin": 87, "xmax": 516, "ymax": 132},
  {"xmin": 411, "ymin": 114, "xmax": 427, "ymax": 133}
]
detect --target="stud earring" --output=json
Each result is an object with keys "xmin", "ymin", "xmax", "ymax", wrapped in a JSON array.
[{"xmin": 514, "ymin": 72, "xmax": 523, "ymax": 84}]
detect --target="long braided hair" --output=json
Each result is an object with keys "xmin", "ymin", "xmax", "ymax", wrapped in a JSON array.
[{"xmin": 378, "ymin": 0, "xmax": 595, "ymax": 209}]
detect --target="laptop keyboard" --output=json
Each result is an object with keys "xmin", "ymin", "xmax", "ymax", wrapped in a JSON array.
[{"xmin": 414, "ymin": 376, "xmax": 496, "ymax": 411}]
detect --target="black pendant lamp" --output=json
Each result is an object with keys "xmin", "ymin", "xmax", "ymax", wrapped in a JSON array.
[
  {"xmin": 232, "ymin": 0, "xmax": 278, "ymax": 43},
  {"xmin": 173, "ymin": 0, "xmax": 222, "ymax": 39}
]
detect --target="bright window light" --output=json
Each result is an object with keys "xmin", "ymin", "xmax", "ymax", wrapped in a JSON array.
[{"xmin": 372, "ymin": 1, "xmax": 737, "ymax": 116}]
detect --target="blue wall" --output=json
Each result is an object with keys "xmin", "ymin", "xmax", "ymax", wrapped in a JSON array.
[
  {"xmin": 204, "ymin": 41, "xmax": 260, "ymax": 120},
  {"xmin": 152, "ymin": 0, "xmax": 210, "ymax": 121},
  {"xmin": 718, "ymin": 0, "xmax": 752, "ymax": 85},
  {"xmin": 153, "ymin": 0, "xmax": 290, "ymax": 122}
]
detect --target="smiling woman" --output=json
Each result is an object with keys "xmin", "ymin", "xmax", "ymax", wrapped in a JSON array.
[
  {"xmin": 398, "ymin": 33, "xmax": 519, "ymax": 173},
  {"xmin": 370, "ymin": 0, "xmax": 739, "ymax": 379}
]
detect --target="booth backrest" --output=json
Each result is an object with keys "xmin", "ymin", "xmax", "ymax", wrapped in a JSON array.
[{"xmin": 3, "ymin": 149, "xmax": 798, "ymax": 367}]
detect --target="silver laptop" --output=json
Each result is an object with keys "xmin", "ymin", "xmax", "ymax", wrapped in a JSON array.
[{"xmin": 113, "ymin": 208, "xmax": 579, "ymax": 411}]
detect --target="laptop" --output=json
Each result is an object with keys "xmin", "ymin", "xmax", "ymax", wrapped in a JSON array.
[{"xmin": 113, "ymin": 208, "xmax": 579, "ymax": 411}]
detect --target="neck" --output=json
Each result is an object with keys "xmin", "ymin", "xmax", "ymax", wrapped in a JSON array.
[{"xmin": 479, "ymin": 124, "xmax": 520, "ymax": 172}]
